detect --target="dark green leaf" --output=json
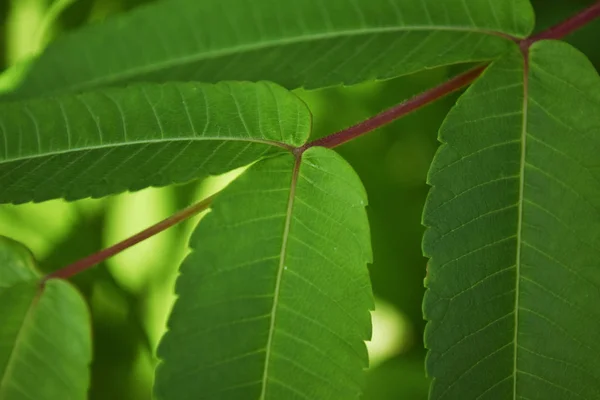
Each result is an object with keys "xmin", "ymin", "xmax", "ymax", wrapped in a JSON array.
[
  {"xmin": 14, "ymin": 0, "xmax": 534, "ymax": 96},
  {"xmin": 0, "ymin": 81, "xmax": 309, "ymax": 204},
  {"xmin": 423, "ymin": 41, "xmax": 600, "ymax": 399},
  {"xmin": 156, "ymin": 147, "xmax": 373, "ymax": 399},
  {"xmin": 0, "ymin": 237, "xmax": 92, "ymax": 400}
]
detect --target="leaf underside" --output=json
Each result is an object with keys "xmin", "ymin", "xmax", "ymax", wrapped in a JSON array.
[
  {"xmin": 0, "ymin": 238, "xmax": 91, "ymax": 400},
  {"xmin": 423, "ymin": 41, "xmax": 600, "ymax": 399},
  {"xmin": 0, "ymin": 81, "xmax": 310, "ymax": 204},
  {"xmin": 155, "ymin": 147, "xmax": 373, "ymax": 400},
  {"xmin": 12, "ymin": 0, "xmax": 533, "ymax": 96}
]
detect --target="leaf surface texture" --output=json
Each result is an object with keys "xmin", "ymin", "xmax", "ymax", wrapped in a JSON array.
[
  {"xmin": 423, "ymin": 41, "xmax": 600, "ymax": 399},
  {"xmin": 0, "ymin": 237, "xmax": 92, "ymax": 400},
  {"xmin": 13, "ymin": 0, "xmax": 534, "ymax": 95},
  {"xmin": 0, "ymin": 81, "xmax": 309, "ymax": 203},
  {"xmin": 155, "ymin": 147, "xmax": 373, "ymax": 400}
]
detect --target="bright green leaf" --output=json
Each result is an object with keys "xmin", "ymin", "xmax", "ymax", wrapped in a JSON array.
[
  {"xmin": 423, "ymin": 41, "xmax": 600, "ymax": 399},
  {"xmin": 0, "ymin": 236, "xmax": 38, "ymax": 287},
  {"xmin": 155, "ymin": 147, "xmax": 373, "ymax": 399},
  {"xmin": 13, "ymin": 0, "xmax": 534, "ymax": 96},
  {"xmin": 0, "ymin": 81, "xmax": 310, "ymax": 204},
  {"xmin": 0, "ymin": 238, "xmax": 92, "ymax": 400}
]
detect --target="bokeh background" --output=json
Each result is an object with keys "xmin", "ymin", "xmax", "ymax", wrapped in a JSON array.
[{"xmin": 1, "ymin": 1, "xmax": 599, "ymax": 398}]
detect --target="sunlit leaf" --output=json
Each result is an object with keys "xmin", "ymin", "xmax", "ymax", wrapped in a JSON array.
[
  {"xmin": 0, "ymin": 237, "xmax": 92, "ymax": 400},
  {"xmin": 423, "ymin": 41, "xmax": 600, "ymax": 399},
  {"xmin": 0, "ymin": 236, "xmax": 37, "ymax": 287},
  {"xmin": 13, "ymin": 0, "xmax": 534, "ymax": 96},
  {"xmin": 0, "ymin": 81, "xmax": 309, "ymax": 204},
  {"xmin": 155, "ymin": 147, "xmax": 373, "ymax": 399}
]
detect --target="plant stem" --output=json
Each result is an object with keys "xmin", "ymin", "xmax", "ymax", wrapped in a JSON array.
[
  {"xmin": 43, "ymin": 195, "xmax": 214, "ymax": 282},
  {"xmin": 49, "ymin": 1, "xmax": 600, "ymax": 282},
  {"xmin": 521, "ymin": 1, "xmax": 600, "ymax": 49},
  {"xmin": 302, "ymin": 1, "xmax": 600, "ymax": 151},
  {"xmin": 299, "ymin": 66, "xmax": 485, "ymax": 151}
]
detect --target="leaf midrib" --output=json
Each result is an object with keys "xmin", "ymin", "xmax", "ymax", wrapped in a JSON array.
[
  {"xmin": 0, "ymin": 285, "xmax": 40, "ymax": 397},
  {"xmin": 259, "ymin": 154, "xmax": 301, "ymax": 399},
  {"xmin": 512, "ymin": 52, "xmax": 529, "ymax": 398},
  {"xmin": 0, "ymin": 136, "xmax": 291, "ymax": 164},
  {"xmin": 54, "ymin": 25, "xmax": 514, "ymax": 93}
]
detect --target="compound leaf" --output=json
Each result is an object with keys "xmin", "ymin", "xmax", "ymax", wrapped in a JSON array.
[
  {"xmin": 155, "ymin": 147, "xmax": 373, "ymax": 400},
  {"xmin": 423, "ymin": 41, "xmax": 600, "ymax": 399},
  {"xmin": 0, "ymin": 81, "xmax": 310, "ymax": 204},
  {"xmin": 13, "ymin": 0, "xmax": 534, "ymax": 96},
  {"xmin": 0, "ymin": 236, "xmax": 92, "ymax": 400}
]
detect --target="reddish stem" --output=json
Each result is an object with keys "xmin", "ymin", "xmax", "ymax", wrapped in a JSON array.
[
  {"xmin": 43, "ymin": 195, "xmax": 214, "ymax": 282},
  {"xmin": 521, "ymin": 1, "xmax": 600, "ymax": 49},
  {"xmin": 300, "ymin": 1, "xmax": 600, "ymax": 151},
  {"xmin": 299, "ymin": 66, "xmax": 485, "ymax": 151},
  {"xmin": 48, "ymin": 1, "xmax": 600, "ymax": 282}
]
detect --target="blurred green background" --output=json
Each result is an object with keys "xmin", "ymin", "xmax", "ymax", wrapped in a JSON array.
[{"xmin": 1, "ymin": 1, "xmax": 599, "ymax": 399}]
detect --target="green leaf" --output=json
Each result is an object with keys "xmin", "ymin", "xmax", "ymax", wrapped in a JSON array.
[
  {"xmin": 155, "ymin": 147, "xmax": 373, "ymax": 399},
  {"xmin": 0, "ymin": 81, "xmax": 310, "ymax": 204},
  {"xmin": 0, "ymin": 236, "xmax": 38, "ymax": 287},
  {"xmin": 423, "ymin": 41, "xmax": 600, "ymax": 399},
  {"xmin": 13, "ymin": 0, "xmax": 534, "ymax": 96},
  {"xmin": 0, "ymin": 237, "xmax": 92, "ymax": 400}
]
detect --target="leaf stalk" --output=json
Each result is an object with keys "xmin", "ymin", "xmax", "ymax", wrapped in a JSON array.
[
  {"xmin": 301, "ymin": 0, "xmax": 600, "ymax": 151},
  {"xmin": 520, "ymin": 1, "xmax": 600, "ymax": 50},
  {"xmin": 299, "ymin": 65, "xmax": 485, "ymax": 151},
  {"xmin": 43, "ymin": 194, "xmax": 214, "ymax": 282},
  {"xmin": 50, "ymin": 1, "xmax": 600, "ymax": 281}
]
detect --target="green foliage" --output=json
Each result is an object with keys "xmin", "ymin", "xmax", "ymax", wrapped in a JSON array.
[
  {"xmin": 11, "ymin": 0, "xmax": 533, "ymax": 96},
  {"xmin": 0, "ymin": 81, "xmax": 309, "ymax": 203},
  {"xmin": 156, "ymin": 147, "xmax": 372, "ymax": 399},
  {"xmin": 0, "ymin": 236, "xmax": 92, "ymax": 400},
  {"xmin": 1, "ymin": 0, "xmax": 600, "ymax": 399},
  {"xmin": 0, "ymin": 236, "xmax": 37, "ymax": 286},
  {"xmin": 423, "ymin": 41, "xmax": 600, "ymax": 399}
]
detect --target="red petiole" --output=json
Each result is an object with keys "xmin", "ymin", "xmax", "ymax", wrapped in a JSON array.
[{"xmin": 47, "ymin": 1, "xmax": 600, "ymax": 281}]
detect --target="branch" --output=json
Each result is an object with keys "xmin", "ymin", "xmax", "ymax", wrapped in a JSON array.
[
  {"xmin": 521, "ymin": 1, "xmax": 600, "ymax": 49},
  {"xmin": 43, "ymin": 195, "xmax": 214, "ymax": 282},
  {"xmin": 46, "ymin": 1, "xmax": 600, "ymax": 282},
  {"xmin": 301, "ymin": 1, "xmax": 600, "ymax": 151},
  {"xmin": 298, "ymin": 66, "xmax": 485, "ymax": 151}
]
